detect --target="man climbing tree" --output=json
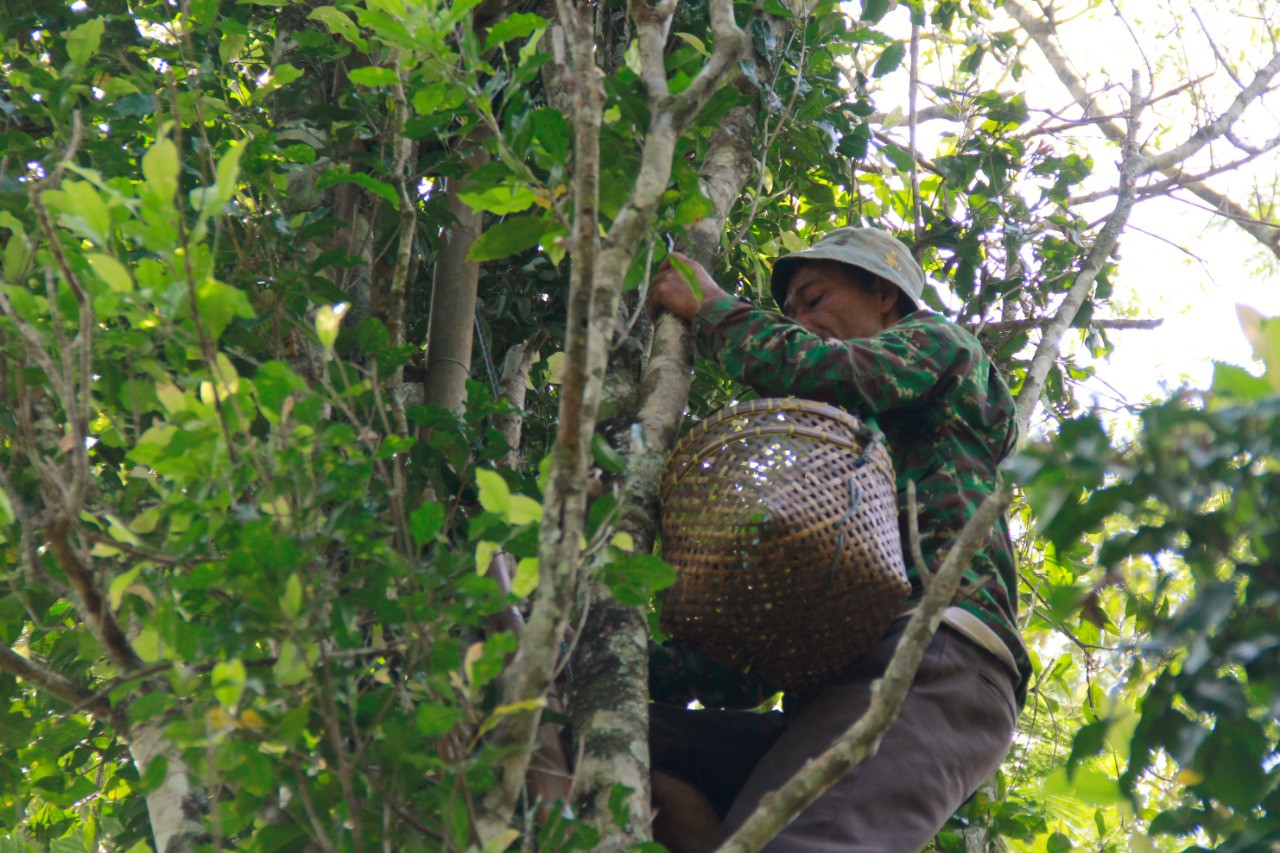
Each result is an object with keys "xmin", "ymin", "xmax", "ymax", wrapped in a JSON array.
[{"xmin": 646, "ymin": 227, "xmax": 1030, "ymax": 851}]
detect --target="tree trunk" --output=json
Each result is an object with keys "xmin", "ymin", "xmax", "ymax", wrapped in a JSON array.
[
  {"xmin": 422, "ymin": 151, "xmax": 488, "ymax": 412},
  {"xmin": 129, "ymin": 722, "xmax": 206, "ymax": 853},
  {"xmin": 567, "ymin": 103, "xmax": 759, "ymax": 842}
]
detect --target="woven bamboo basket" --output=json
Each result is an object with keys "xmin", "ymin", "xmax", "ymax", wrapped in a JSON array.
[{"xmin": 659, "ymin": 398, "xmax": 909, "ymax": 693}]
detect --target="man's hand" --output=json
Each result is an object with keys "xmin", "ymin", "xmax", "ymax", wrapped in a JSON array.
[{"xmin": 647, "ymin": 251, "xmax": 732, "ymax": 323}]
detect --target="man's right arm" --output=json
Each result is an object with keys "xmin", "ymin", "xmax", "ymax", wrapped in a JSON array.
[{"xmin": 691, "ymin": 296, "xmax": 970, "ymax": 418}]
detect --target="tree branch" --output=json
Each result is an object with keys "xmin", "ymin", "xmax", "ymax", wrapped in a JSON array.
[
  {"xmin": 969, "ymin": 317, "xmax": 1162, "ymax": 335},
  {"xmin": 0, "ymin": 641, "xmax": 121, "ymax": 727},
  {"xmin": 1004, "ymin": 0, "xmax": 1280, "ymax": 257},
  {"xmin": 48, "ymin": 516, "xmax": 144, "ymax": 672},
  {"xmin": 1013, "ymin": 72, "xmax": 1144, "ymax": 440}
]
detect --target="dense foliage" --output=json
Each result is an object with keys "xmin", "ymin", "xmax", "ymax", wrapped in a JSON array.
[{"xmin": 0, "ymin": 0, "xmax": 1276, "ymax": 850}]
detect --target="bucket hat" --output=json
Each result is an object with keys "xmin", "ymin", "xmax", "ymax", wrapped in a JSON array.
[{"xmin": 771, "ymin": 227, "xmax": 925, "ymax": 312}]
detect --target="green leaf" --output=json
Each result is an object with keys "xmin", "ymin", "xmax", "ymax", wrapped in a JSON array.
[
  {"xmin": 212, "ymin": 659, "xmax": 247, "ymax": 710},
  {"xmin": 475, "ymin": 540, "xmax": 500, "ymax": 576},
  {"xmin": 485, "ymin": 12, "xmax": 546, "ymax": 48},
  {"xmin": 43, "ymin": 182, "xmax": 112, "ymax": 243},
  {"xmin": 600, "ymin": 554, "xmax": 676, "ymax": 606},
  {"xmin": 416, "ymin": 703, "xmax": 462, "ymax": 737},
  {"xmin": 873, "ymin": 41, "xmax": 906, "ymax": 77},
  {"xmin": 67, "ymin": 17, "xmax": 106, "ymax": 67},
  {"xmin": 197, "ymin": 279, "xmax": 255, "ymax": 341},
  {"xmin": 410, "ymin": 501, "xmax": 445, "ymax": 545},
  {"xmin": 142, "ymin": 138, "xmax": 179, "ymax": 203},
  {"xmin": 280, "ymin": 574, "xmax": 303, "ymax": 620},
  {"xmin": 667, "ymin": 255, "xmax": 703, "ymax": 301},
  {"xmin": 531, "ymin": 108, "xmax": 570, "ymax": 162},
  {"xmin": 86, "ymin": 254, "xmax": 133, "ymax": 293},
  {"xmin": 475, "ymin": 468, "xmax": 511, "ymax": 516},
  {"xmin": 512, "ymin": 557, "xmax": 538, "ymax": 597},
  {"xmin": 591, "ymin": 434, "xmax": 626, "ymax": 474},
  {"xmin": 457, "ymin": 183, "xmax": 537, "ymax": 215},
  {"xmin": 274, "ymin": 641, "xmax": 308, "ymax": 686},
  {"xmin": 108, "ymin": 566, "xmax": 142, "ymax": 611},
  {"xmin": 4, "ymin": 232, "xmax": 31, "ymax": 280},
  {"xmin": 861, "ymin": 0, "xmax": 891, "ymax": 21},
  {"xmin": 348, "ymin": 66, "xmax": 399, "ymax": 87},
  {"xmin": 1209, "ymin": 362, "xmax": 1272, "ymax": 400},
  {"xmin": 507, "ymin": 494, "xmax": 542, "ymax": 525},
  {"xmin": 467, "ymin": 215, "xmax": 554, "ymax": 262},
  {"xmin": 317, "ymin": 166, "xmax": 400, "ymax": 209},
  {"xmin": 307, "ymin": 5, "xmax": 368, "ymax": 50}
]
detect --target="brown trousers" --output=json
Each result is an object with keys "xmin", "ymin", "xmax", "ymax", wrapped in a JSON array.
[{"xmin": 650, "ymin": 623, "xmax": 1019, "ymax": 852}]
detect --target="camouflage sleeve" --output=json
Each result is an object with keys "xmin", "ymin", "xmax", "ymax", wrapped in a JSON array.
[{"xmin": 690, "ymin": 296, "xmax": 976, "ymax": 415}]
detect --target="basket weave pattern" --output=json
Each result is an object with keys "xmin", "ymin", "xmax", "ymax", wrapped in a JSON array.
[{"xmin": 659, "ymin": 398, "xmax": 910, "ymax": 693}]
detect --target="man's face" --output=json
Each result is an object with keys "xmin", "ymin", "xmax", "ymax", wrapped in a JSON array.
[{"xmin": 781, "ymin": 260, "xmax": 900, "ymax": 340}]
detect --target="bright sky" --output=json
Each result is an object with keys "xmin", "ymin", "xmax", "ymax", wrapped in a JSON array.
[{"xmin": 878, "ymin": 1, "xmax": 1280, "ymax": 417}]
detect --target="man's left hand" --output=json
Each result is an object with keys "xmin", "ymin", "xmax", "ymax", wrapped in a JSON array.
[{"xmin": 647, "ymin": 252, "xmax": 732, "ymax": 323}]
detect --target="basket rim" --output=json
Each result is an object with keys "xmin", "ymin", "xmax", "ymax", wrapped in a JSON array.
[{"xmin": 662, "ymin": 397, "xmax": 881, "ymax": 495}]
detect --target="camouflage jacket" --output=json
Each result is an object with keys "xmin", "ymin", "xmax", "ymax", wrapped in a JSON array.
[{"xmin": 652, "ymin": 297, "xmax": 1031, "ymax": 706}]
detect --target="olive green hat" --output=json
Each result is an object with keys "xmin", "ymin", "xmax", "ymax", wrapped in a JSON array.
[{"xmin": 770, "ymin": 227, "xmax": 925, "ymax": 312}]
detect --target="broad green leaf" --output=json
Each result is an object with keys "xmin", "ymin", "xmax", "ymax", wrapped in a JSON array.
[
  {"xmin": 129, "ymin": 508, "xmax": 161, "ymax": 534},
  {"xmin": 467, "ymin": 215, "xmax": 553, "ymax": 262},
  {"xmin": 475, "ymin": 468, "xmax": 511, "ymax": 516},
  {"xmin": 416, "ymin": 703, "xmax": 462, "ymax": 737},
  {"xmin": 196, "ymin": 278, "xmax": 255, "ymax": 341},
  {"xmin": 860, "ymin": 0, "xmax": 891, "ymax": 22},
  {"xmin": 155, "ymin": 381, "xmax": 186, "ymax": 414},
  {"xmin": 108, "ymin": 566, "xmax": 142, "ymax": 611},
  {"xmin": 252, "ymin": 63, "xmax": 304, "ymax": 102},
  {"xmin": 220, "ymin": 32, "xmax": 247, "ymax": 64},
  {"xmin": 67, "ymin": 17, "xmax": 105, "ymax": 67},
  {"xmin": 475, "ymin": 540, "xmax": 500, "ymax": 576},
  {"xmin": 600, "ymin": 553, "xmax": 676, "ymax": 606},
  {"xmin": 317, "ymin": 166, "xmax": 400, "ymax": 209},
  {"xmin": 667, "ymin": 255, "xmax": 703, "ymax": 300},
  {"xmin": 409, "ymin": 501, "xmax": 445, "ymax": 545},
  {"xmin": 873, "ymin": 41, "xmax": 906, "ymax": 77},
  {"xmin": 348, "ymin": 66, "xmax": 399, "ymax": 87},
  {"xmin": 307, "ymin": 6, "xmax": 368, "ymax": 49},
  {"xmin": 315, "ymin": 302, "xmax": 348, "ymax": 352},
  {"xmin": 507, "ymin": 495, "xmax": 542, "ymax": 525},
  {"xmin": 106, "ymin": 514, "xmax": 143, "ymax": 546},
  {"xmin": 280, "ymin": 574, "xmax": 303, "ymax": 620},
  {"xmin": 4, "ymin": 233, "xmax": 31, "ymax": 280},
  {"xmin": 485, "ymin": 12, "xmax": 546, "ymax": 48},
  {"xmin": 274, "ymin": 640, "xmax": 308, "ymax": 686},
  {"xmin": 592, "ymin": 434, "xmax": 626, "ymax": 474},
  {"xmin": 43, "ymin": 183, "xmax": 111, "ymax": 243},
  {"xmin": 512, "ymin": 557, "xmax": 538, "ymax": 597},
  {"xmin": 212, "ymin": 659, "xmax": 247, "ymax": 710},
  {"xmin": 86, "ymin": 253, "xmax": 133, "ymax": 293},
  {"xmin": 531, "ymin": 108, "xmax": 570, "ymax": 162},
  {"xmin": 142, "ymin": 138, "xmax": 179, "ymax": 203},
  {"xmin": 1209, "ymin": 362, "xmax": 1272, "ymax": 400},
  {"xmin": 457, "ymin": 183, "xmax": 537, "ymax": 215}
]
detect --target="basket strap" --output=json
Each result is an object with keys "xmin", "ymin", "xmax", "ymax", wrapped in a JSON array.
[{"xmin": 815, "ymin": 475, "xmax": 864, "ymax": 600}]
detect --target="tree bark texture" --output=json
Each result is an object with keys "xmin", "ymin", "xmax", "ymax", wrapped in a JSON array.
[
  {"xmin": 129, "ymin": 723, "xmax": 207, "ymax": 853},
  {"xmin": 568, "ymin": 103, "xmax": 759, "ymax": 841},
  {"xmin": 477, "ymin": 0, "xmax": 748, "ymax": 837}
]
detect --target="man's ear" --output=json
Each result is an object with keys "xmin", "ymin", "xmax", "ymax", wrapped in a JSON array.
[{"xmin": 874, "ymin": 279, "xmax": 898, "ymax": 311}]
